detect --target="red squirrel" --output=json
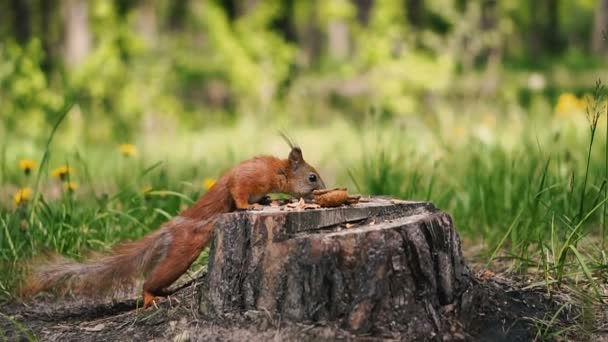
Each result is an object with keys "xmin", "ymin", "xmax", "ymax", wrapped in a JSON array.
[{"xmin": 22, "ymin": 146, "xmax": 325, "ymax": 308}]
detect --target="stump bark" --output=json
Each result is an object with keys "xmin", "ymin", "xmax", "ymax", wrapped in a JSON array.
[{"xmin": 200, "ymin": 197, "xmax": 471, "ymax": 338}]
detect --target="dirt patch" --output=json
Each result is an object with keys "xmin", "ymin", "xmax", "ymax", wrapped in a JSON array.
[
  {"xmin": 461, "ymin": 276, "xmax": 575, "ymax": 341},
  {"xmin": 0, "ymin": 274, "xmax": 579, "ymax": 341}
]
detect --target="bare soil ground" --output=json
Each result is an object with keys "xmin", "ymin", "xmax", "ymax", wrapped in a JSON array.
[{"xmin": 0, "ymin": 272, "xmax": 581, "ymax": 342}]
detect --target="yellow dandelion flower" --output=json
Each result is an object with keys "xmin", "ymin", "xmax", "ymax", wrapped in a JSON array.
[
  {"xmin": 64, "ymin": 181, "xmax": 78, "ymax": 193},
  {"xmin": 203, "ymin": 178, "xmax": 217, "ymax": 190},
  {"xmin": 119, "ymin": 144, "xmax": 137, "ymax": 157},
  {"xmin": 14, "ymin": 187, "xmax": 32, "ymax": 205},
  {"xmin": 555, "ymin": 93, "xmax": 585, "ymax": 117},
  {"xmin": 19, "ymin": 159, "xmax": 37, "ymax": 176},
  {"xmin": 52, "ymin": 166, "xmax": 73, "ymax": 181}
]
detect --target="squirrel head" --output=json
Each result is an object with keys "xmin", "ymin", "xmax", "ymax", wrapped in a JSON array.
[{"xmin": 285, "ymin": 147, "xmax": 326, "ymax": 199}]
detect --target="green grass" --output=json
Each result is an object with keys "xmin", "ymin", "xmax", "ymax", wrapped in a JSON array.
[
  {"xmin": 1, "ymin": 91, "xmax": 607, "ymax": 339},
  {"xmin": 347, "ymin": 95, "xmax": 608, "ymax": 328}
]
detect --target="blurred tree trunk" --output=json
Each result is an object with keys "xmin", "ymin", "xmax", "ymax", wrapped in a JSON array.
[
  {"xmin": 38, "ymin": 0, "xmax": 61, "ymax": 73},
  {"xmin": 405, "ymin": 0, "xmax": 425, "ymax": 28},
  {"xmin": 545, "ymin": 0, "xmax": 561, "ymax": 53},
  {"xmin": 222, "ymin": 0, "xmax": 258, "ymax": 20},
  {"xmin": 481, "ymin": 0, "xmax": 501, "ymax": 96},
  {"xmin": 10, "ymin": 0, "xmax": 31, "ymax": 44},
  {"xmin": 528, "ymin": 1, "xmax": 541, "ymax": 57},
  {"xmin": 299, "ymin": 0, "xmax": 323, "ymax": 65},
  {"xmin": 222, "ymin": 0, "xmax": 238, "ymax": 21},
  {"xmin": 272, "ymin": 0, "xmax": 297, "ymax": 42},
  {"xmin": 455, "ymin": 0, "xmax": 468, "ymax": 12},
  {"xmin": 167, "ymin": 0, "xmax": 189, "ymax": 30},
  {"xmin": 327, "ymin": 20, "xmax": 350, "ymax": 60},
  {"xmin": 64, "ymin": 0, "xmax": 91, "ymax": 66},
  {"xmin": 592, "ymin": 0, "xmax": 608, "ymax": 54},
  {"xmin": 135, "ymin": 0, "xmax": 158, "ymax": 47},
  {"xmin": 238, "ymin": 0, "xmax": 259, "ymax": 16},
  {"xmin": 352, "ymin": 0, "xmax": 373, "ymax": 25},
  {"xmin": 2, "ymin": 0, "xmax": 60, "ymax": 72},
  {"xmin": 530, "ymin": 0, "xmax": 562, "ymax": 56},
  {"xmin": 114, "ymin": 0, "xmax": 136, "ymax": 18},
  {"xmin": 480, "ymin": 0, "xmax": 496, "ymax": 31}
]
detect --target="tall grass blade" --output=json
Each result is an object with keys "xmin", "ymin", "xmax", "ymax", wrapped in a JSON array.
[
  {"xmin": 557, "ymin": 196, "xmax": 608, "ymax": 281},
  {"xmin": 29, "ymin": 99, "xmax": 75, "ymax": 222},
  {"xmin": 488, "ymin": 207, "xmax": 524, "ymax": 265},
  {"xmin": 568, "ymin": 245, "xmax": 602, "ymax": 302}
]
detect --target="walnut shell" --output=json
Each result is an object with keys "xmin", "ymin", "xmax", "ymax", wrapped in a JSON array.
[{"xmin": 313, "ymin": 188, "xmax": 359, "ymax": 208}]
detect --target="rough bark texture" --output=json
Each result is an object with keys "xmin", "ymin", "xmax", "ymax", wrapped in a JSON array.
[{"xmin": 200, "ymin": 197, "xmax": 471, "ymax": 338}]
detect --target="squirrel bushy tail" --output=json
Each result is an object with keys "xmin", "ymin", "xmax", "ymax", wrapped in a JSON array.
[
  {"xmin": 21, "ymin": 228, "xmax": 173, "ymax": 298},
  {"xmin": 21, "ymin": 180, "xmax": 234, "ymax": 301}
]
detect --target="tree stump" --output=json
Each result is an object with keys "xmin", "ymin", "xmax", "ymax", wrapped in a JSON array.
[{"xmin": 200, "ymin": 197, "xmax": 471, "ymax": 338}]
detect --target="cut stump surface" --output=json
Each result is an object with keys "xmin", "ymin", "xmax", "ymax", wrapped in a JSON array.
[{"xmin": 201, "ymin": 197, "xmax": 470, "ymax": 337}]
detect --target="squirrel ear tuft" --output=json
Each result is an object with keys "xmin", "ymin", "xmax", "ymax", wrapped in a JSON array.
[{"xmin": 288, "ymin": 147, "xmax": 303, "ymax": 166}]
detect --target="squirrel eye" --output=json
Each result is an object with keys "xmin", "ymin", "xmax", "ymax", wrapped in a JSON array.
[{"xmin": 308, "ymin": 173, "xmax": 317, "ymax": 183}]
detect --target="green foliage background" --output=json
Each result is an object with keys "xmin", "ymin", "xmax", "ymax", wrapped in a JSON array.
[{"xmin": 0, "ymin": 0, "xmax": 605, "ymax": 141}]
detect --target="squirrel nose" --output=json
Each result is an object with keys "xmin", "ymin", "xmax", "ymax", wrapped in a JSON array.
[{"xmin": 318, "ymin": 178, "xmax": 326, "ymax": 190}]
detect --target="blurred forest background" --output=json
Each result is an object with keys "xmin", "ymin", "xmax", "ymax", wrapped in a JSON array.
[
  {"xmin": 3, "ymin": 1, "xmax": 608, "ymax": 314},
  {"xmin": 1, "ymin": 0, "xmax": 607, "ymax": 141}
]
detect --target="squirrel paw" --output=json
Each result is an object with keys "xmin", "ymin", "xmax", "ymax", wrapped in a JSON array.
[{"xmin": 143, "ymin": 291, "xmax": 159, "ymax": 309}]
